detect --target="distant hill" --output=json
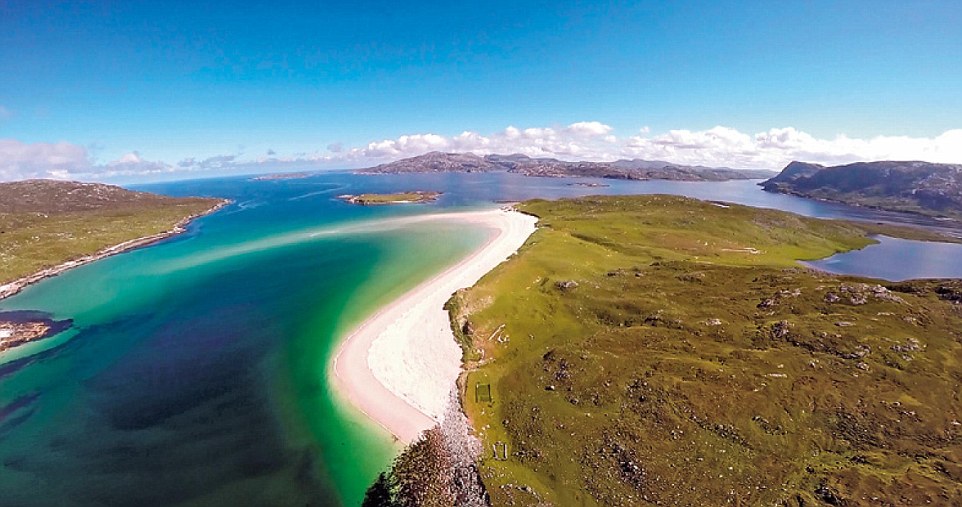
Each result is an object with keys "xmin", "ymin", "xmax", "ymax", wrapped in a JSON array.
[
  {"xmin": 0, "ymin": 179, "xmax": 203, "ymax": 213},
  {"xmin": 761, "ymin": 161, "xmax": 962, "ymax": 219},
  {"xmin": 360, "ymin": 151, "xmax": 775, "ymax": 181}
]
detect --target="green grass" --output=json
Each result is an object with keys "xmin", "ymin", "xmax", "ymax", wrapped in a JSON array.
[
  {"xmin": 452, "ymin": 195, "xmax": 962, "ymax": 505},
  {"xmin": 348, "ymin": 191, "xmax": 441, "ymax": 205},
  {"xmin": 0, "ymin": 200, "xmax": 220, "ymax": 285}
]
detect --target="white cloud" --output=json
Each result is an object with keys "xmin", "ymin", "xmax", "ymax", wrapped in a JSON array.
[
  {"xmin": 113, "ymin": 151, "xmax": 144, "ymax": 165},
  {"xmin": 339, "ymin": 121, "xmax": 621, "ymax": 162},
  {"xmin": 1, "ymin": 123, "xmax": 961, "ymax": 182},
  {"xmin": 565, "ymin": 121, "xmax": 613, "ymax": 137},
  {"xmin": 624, "ymin": 126, "xmax": 962, "ymax": 168},
  {"xmin": 0, "ymin": 139, "xmax": 93, "ymax": 180}
]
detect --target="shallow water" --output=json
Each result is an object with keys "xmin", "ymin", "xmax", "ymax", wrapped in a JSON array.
[{"xmin": 1, "ymin": 171, "xmax": 959, "ymax": 506}]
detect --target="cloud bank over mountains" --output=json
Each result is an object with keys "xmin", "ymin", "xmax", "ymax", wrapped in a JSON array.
[{"xmin": 2, "ymin": 122, "xmax": 961, "ymax": 181}]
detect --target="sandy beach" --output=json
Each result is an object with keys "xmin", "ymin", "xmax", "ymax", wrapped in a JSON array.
[{"xmin": 331, "ymin": 208, "xmax": 537, "ymax": 443}]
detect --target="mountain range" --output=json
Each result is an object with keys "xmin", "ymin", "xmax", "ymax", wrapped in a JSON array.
[{"xmin": 359, "ymin": 151, "xmax": 775, "ymax": 181}]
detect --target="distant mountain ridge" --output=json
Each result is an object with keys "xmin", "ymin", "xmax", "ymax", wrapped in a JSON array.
[
  {"xmin": 761, "ymin": 160, "xmax": 962, "ymax": 219},
  {"xmin": 359, "ymin": 151, "xmax": 775, "ymax": 181}
]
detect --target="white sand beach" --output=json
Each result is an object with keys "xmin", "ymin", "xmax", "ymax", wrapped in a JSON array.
[{"xmin": 331, "ymin": 208, "xmax": 537, "ymax": 443}]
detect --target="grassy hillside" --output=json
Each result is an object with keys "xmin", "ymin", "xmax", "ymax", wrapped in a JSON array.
[
  {"xmin": 761, "ymin": 161, "xmax": 962, "ymax": 221},
  {"xmin": 0, "ymin": 180, "xmax": 223, "ymax": 285},
  {"xmin": 450, "ymin": 195, "xmax": 962, "ymax": 506}
]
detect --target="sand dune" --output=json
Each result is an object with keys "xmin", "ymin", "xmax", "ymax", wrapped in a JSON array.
[{"xmin": 330, "ymin": 208, "xmax": 537, "ymax": 443}]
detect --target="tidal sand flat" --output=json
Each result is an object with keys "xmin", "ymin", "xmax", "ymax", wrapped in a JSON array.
[{"xmin": 332, "ymin": 208, "xmax": 537, "ymax": 442}]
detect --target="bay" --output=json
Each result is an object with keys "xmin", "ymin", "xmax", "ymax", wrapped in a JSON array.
[{"xmin": 1, "ymin": 171, "xmax": 959, "ymax": 506}]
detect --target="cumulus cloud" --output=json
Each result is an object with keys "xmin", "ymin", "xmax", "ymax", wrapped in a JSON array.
[
  {"xmin": 339, "ymin": 121, "xmax": 625, "ymax": 162},
  {"xmin": 624, "ymin": 127, "xmax": 962, "ymax": 168},
  {"xmin": 0, "ymin": 139, "xmax": 93, "ymax": 180},
  {"xmin": 1, "ymin": 123, "xmax": 961, "ymax": 182}
]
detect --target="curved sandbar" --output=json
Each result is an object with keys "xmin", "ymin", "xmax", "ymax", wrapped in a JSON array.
[{"xmin": 331, "ymin": 208, "xmax": 537, "ymax": 443}]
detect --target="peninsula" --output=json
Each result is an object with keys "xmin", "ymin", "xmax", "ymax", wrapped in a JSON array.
[
  {"xmin": 762, "ymin": 160, "xmax": 962, "ymax": 221},
  {"xmin": 359, "ymin": 151, "xmax": 775, "ymax": 181},
  {"xmin": 367, "ymin": 195, "xmax": 962, "ymax": 506},
  {"xmin": 0, "ymin": 179, "xmax": 226, "ymax": 350}
]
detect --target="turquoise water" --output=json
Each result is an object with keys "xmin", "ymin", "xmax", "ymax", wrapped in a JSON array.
[
  {"xmin": 1, "ymin": 172, "xmax": 960, "ymax": 506},
  {"xmin": 0, "ymin": 175, "xmax": 488, "ymax": 506}
]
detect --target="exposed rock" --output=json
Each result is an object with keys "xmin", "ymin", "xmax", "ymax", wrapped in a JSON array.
[
  {"xmin": 770, "ymin": 320, "xmax": 793, "ymax": 339},
  {"xmin": 363, "ymin": 391, "xmax": 488, "ymax": 506}
]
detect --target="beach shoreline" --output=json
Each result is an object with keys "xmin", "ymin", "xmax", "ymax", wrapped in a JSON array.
[
  {"xmin": 330, "ymin": 207, "xmax": 537, "ymax": 443},
  {"xmin": 0, "ymin": 199, "xmax": 230, "ymax": 302}
]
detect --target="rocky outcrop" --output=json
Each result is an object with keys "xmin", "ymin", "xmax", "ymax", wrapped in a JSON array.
[
  {"xmin": 363, "ymin": 392, "xmax": 489, "ymax": 507},
  {"xmin": 0, "ymin": 311, "xmax": 72, "ymax": 352}
]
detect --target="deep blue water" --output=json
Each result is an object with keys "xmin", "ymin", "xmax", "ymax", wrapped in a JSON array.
[{"xmin": 806, "ymin": 235, "xmax": 962, "ymax": 281}]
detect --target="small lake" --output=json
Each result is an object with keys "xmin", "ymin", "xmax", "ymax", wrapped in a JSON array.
[{"xmin": 804, "ymin": 235, "xmax": 962, "ymax": 281}]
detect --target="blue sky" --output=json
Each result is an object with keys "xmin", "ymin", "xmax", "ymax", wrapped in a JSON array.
[{"xmin": 1, "ymin": 1, "xmax": 961, "ymax": 181}]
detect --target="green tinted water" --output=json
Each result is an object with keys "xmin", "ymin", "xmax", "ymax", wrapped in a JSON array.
[{"xmin": 0, "ymin": 175, "xmax": 486, "ymax": 506}]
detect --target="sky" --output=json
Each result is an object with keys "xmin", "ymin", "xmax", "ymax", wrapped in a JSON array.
[{"xmin": 1, "ymin": 0, "xmax": 961, "ymax": 182}]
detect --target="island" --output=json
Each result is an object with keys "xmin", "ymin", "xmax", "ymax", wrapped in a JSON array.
[
  {"xmin": 0, "ymin": 311, "xmax": 73, "ymax": 352},
  {"xmin": 337, "ymin": 191, "xmax": 442, "ymax": 205},
  {"xmin": 761, "ymin": 160, "xmax": 962, "ymax": 221},
  {"xmin": 0, "ymin": 179, "xmax": 228, "ymax": 302},
  {"xmin": 363, "ymin": 195, "xmax": 962, "ymax": 506},
  {"xmin": 250, "ymin": 171, "xmax": 314, "ymax": 181},
  {"xmin": 567, "ymin": 182, "xmax": 610, "ymax": 188},
  {"xmin": 358, "ymin": 151, "xmax": 775, "ymax": 181}
]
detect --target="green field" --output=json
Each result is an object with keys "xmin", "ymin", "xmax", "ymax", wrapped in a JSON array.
[
  {"xmin": 448, "ymin": 195, "xmax": 962, "ymax": 506},
  {"xmin": 0, "ymin": 180, "xmax": 222, "ymax": 285}
]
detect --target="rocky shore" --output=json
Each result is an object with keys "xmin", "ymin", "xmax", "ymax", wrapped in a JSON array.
[
  {"xmin": 0, "ymin": 311, "xmax": 73, "ymax": 353},
  {"xmin": 0, "ymin": 199, "xmax": 230, "ymax": 302}
]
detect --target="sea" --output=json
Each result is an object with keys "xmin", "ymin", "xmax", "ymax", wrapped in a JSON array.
[{"xmin": 1, "ymin": 171, "xmax": 961, "ymax": 506}]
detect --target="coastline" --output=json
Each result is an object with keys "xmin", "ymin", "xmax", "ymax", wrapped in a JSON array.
[
  {"xmin": 330, "ymin": 207, "xmax": 537, "ymax": 443},
  {"xmin": 0, "ymin": 199, "xmax": 230, "ymax": 302}
]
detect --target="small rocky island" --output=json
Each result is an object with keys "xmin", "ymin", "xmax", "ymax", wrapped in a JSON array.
[
  {"xmin": 0, "ymin": 311, "xmax": 72, "ymax": 352},
  {"xmin": 337, "ymin": 191, "xmax": 442, "ymax": 205},
  {"xmin": 251, "ymin": 172, "xmax": 313, "ymax": 181}
]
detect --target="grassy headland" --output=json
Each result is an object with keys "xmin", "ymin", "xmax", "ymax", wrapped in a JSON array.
[
  {"xmin": 0, "ymin": 179, "xmax": 225, "ymax": 288},
  {"xmin": 761, "ymin": 161, "xmax": 962, "ymax": 222},
  {"xmin": 446, "ymin": 195, "xmax": 962, "ymax": 505}
]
